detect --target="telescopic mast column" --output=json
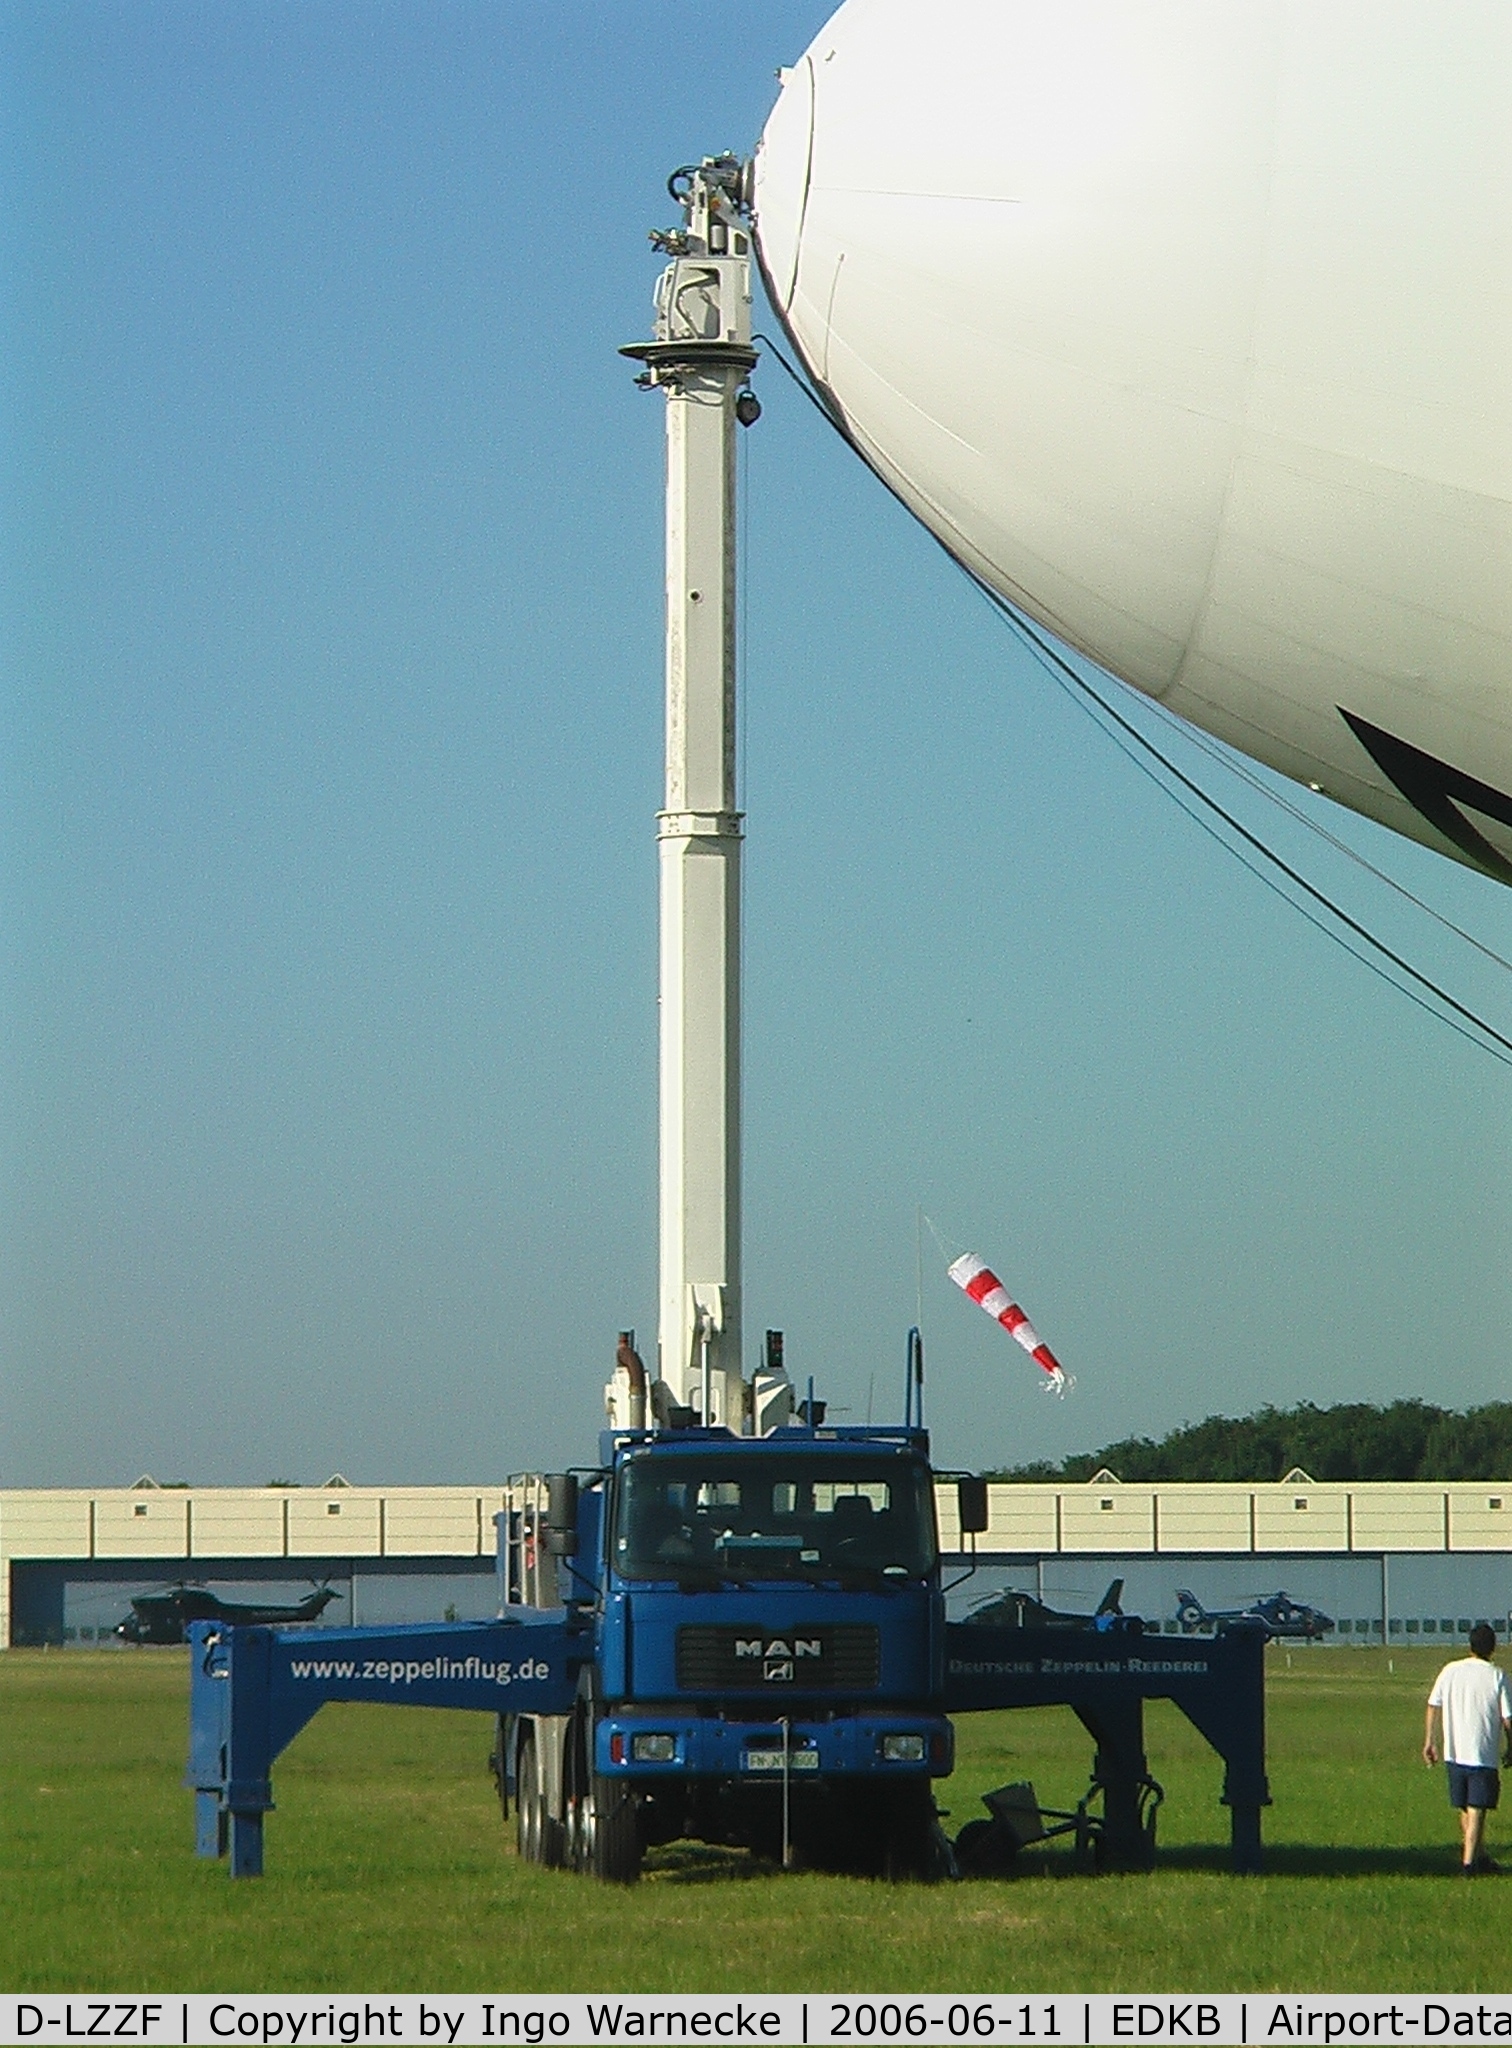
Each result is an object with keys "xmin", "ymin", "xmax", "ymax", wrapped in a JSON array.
[{"xmin": 623, "ymin": 158, "xmax": 757, "ymax": 1430}]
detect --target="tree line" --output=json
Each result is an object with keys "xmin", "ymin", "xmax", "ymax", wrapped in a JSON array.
[{"xmin": 984, "ymin": 1399, "xmax": 1512, "ymax": 1485}]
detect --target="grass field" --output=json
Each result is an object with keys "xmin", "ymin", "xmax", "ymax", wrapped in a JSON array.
[{"xmin": 2, "ymin": 1645, "xmax": 1509, "ymax": 1993}]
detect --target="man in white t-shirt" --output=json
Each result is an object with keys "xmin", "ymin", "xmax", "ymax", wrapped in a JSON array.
[{"xmin": 1424, "ymin": 1623, "xmax": 1512, "ymax": 1874}]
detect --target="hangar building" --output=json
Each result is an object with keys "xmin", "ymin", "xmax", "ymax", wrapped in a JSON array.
[
  {"xmin": 4, "ymin": 1472, "xmax": 1511, "ymax": 1648},
  {"xmin": 0, "ymin": 1480, "xmax": 505, "ymax": 1647}
]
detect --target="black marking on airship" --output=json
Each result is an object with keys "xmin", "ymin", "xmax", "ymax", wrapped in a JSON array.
[{"xmin": 1340, "ymin": 708, "xmax": 1512, "ymax": 884}]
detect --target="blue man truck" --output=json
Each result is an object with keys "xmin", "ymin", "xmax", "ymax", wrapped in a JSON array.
[
  {"xmin": 186, "ymin": 1372, "xmax": 1270, "ymax": 1882},
  {"xmin": 499, "ymin": 1420, "xmax": 957, "ymax": 1882},
  {"xmin": 186, "ymin": 1373, "xmax": 986, "ymax": 1882}
]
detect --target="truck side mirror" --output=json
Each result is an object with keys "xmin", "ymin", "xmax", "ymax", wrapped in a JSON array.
[
  {"xmin": 957, "ymin": 1476, "xmax": 989, "ymax": 1535},
  {"xmin": 545, "ymin": 1474, "xmax": 578, "ymax": 1557}
]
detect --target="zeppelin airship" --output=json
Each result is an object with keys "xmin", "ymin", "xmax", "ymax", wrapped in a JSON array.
[{"xmin": 753, "ymin": 0, "xmax": 1512, "ymax": 881}]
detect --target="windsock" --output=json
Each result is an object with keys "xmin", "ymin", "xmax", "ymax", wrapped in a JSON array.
[{"xmin": 947, "ymin": 1252, "xmax": 1071, "ymax": 1395}]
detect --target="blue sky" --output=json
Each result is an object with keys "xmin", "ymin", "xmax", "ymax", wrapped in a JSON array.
[{"xmin": 3, "ymin": 1, "xmax": 1508, "ymax": 1488}]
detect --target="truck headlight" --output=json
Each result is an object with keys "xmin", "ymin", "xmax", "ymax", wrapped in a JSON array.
[
  {"xmin": 631, "ymin": 1732, "xmax": 678, "ymax": 1762},
  {"xmin": 879, "ymin": 1733, "xmax": 927, "ymax": 1762}
]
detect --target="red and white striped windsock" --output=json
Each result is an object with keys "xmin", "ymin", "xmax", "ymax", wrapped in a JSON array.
[{"xmin": 947, "ymin": 1252, "xmax": 1071, "ymax": 1395}]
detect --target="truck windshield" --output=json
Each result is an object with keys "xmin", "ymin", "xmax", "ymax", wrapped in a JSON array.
[{"xmin": 613, "ymin": 1453, "xmax": 936, "ymax": 1583}]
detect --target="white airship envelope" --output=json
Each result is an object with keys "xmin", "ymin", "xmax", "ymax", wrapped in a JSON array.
[{"xmin": 755, "ymin": 0, "xmax": 1512, "ymax": 878}]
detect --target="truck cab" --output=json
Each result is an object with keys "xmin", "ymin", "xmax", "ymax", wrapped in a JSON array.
[{"xmin": 501, "ymin": 1424, "xmax": 954, "ymax": 1881}]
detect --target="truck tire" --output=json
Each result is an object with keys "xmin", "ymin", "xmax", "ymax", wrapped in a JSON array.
[
  {"xmin": 542, "ymin": 1809, "xmax": 567, "ymax": 1867},
  {"xmin": 562, "ymin": 1706, "xmax": 642, "ymax": 1883},
  {"xmin": 881, "ymin": 1784, "xmax": 950, "ymax": 1883},
  {"xmin": 517, "ymin": 1730, "xmax": 541, "ymax": 1862},
  {"xmin": 490, "ymin": 1718, "xmax": 509, "ymax": 1822},
  {"xmin": 589, "ymin": 1774, "xmax": 643, "ymax": 1885},
  {"xmin": 516, "ymin": 1728, "xmax": 566, "ymax": 1868}
]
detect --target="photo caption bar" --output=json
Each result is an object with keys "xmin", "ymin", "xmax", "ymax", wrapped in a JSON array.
[{"xmin": 6, "ymin": 1998, "xmax": 1512, "ymax": 2047}]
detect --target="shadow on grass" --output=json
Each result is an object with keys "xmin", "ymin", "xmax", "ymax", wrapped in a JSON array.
[
  {"xmin": 1218, "ymin": 1843, "xmax": 1467, "ymax": 1880},
  {"xmin": 1155, "ymin": 1840, "xmax": 1463, "ymax": 1878},
  {"xmin": 643, "ymin": 1843, "xmax": 779, "ymax": 1884},
  {"xmin": 645, "ymin": 1839, "xmax": 1466, "ymax": 1887},
  {"xmin": 995, "ymin": 1842, "xmax": 1464, "ymax": 1880}
]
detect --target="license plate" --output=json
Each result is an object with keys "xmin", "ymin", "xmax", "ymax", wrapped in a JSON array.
[{"xmin": 745, "ymin": 1748, "xmax": 820, "ymax": 1772}]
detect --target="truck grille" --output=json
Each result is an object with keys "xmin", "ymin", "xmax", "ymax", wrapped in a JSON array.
[{"xmin": 676, "ymin": 1624, "xmax": 881, "ymax": 1691}]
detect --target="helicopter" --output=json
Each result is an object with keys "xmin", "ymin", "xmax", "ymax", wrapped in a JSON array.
[
  {"xmin": 966, "ymin": 1578, "xmax": 1145, "ymax": 1636},
  {"xmin": 1175, "ymin": 1589, "xmax": 1334, "ymax": 1640},
  {"xmin": 114, "ymin": 1581, "xmax": 342, "ymax": 1645}
]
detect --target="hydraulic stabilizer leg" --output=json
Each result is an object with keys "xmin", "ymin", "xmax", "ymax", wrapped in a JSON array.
[
  {"xmin": 1229, "ymin": 1801, "xmax": 1263, "ymax": 1876},
  {"xmin": 1075, "ymin": 1698, "xmax": 1155, "ymax": 1872},
  {"xmin": 184, "ymin": 1622, "xmax": 274, "ymax": 1872},
  {"xmin": 228, "ymin": 1811, "xmax": 265, "ymax": 1878},
  {"xmin": 1173, "ymin": 1627, "xmax": 1270, "ymax": 1873},
  {"xmin": 223, "ymin": 1626, "xmax": 277, "ymax": 1877},
  {"xmin": 194, "ymin": 1791, "xmax": 227, "ymax": 1860},
  {"xmin": 186, "ymin": 1623, "xmax": 231, "ymax": 1860},
  {"xmin": 1219, "ymin": 1629, "xmax": 1270, "ymax": 1874}
]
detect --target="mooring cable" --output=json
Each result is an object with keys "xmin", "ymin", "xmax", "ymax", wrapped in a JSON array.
[{"xmin": 753, "ymin": 328, "xmax": 1512, "ymax": 1068}]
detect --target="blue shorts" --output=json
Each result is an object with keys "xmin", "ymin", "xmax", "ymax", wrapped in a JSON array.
[{"xmin": 1447, "ymin": 1763, "xmax": 1500, "ymax": 1811}]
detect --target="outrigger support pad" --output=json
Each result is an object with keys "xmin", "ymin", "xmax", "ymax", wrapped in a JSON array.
[{"xmin": 185, "ymin": 1615, "xmax": 586, "ymax": 1875}]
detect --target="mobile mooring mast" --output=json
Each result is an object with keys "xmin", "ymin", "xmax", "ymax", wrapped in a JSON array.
[
  {"xmin": 183, "ymin": 155, "xmax": 1270, "ymax": 1888},
  {"xmin": 620, "ymin": 156, "xmax": 764, "ymax": 1432}
]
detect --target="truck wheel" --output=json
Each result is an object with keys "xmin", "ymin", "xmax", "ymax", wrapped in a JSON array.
[
  {"xmin": 490, "ymin": 1719, "xmax": 509, "ymax": 1822},
  {"xmin": 589, "ymin": 1775, "xmax": 643, "ymax": 1885},
  {"xmin": 516, "ymin": 1729, "xmax": 567, "ymax": 1868},
  {"xmin": 541, "ymin": 1802, "xmax": 567, "ymax": 1868},
  {"xmin": 882, "ymin": 1785, "xmax": 950, "ymax": 1883},
  {"xmin": 517, "ymin": 1730, "xmax": 542, "ymax": 1863}
]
